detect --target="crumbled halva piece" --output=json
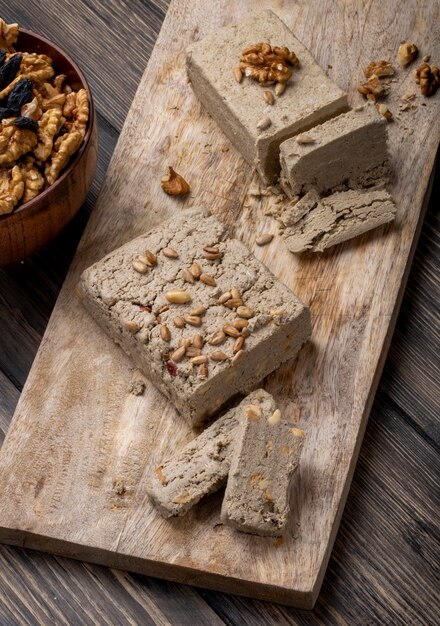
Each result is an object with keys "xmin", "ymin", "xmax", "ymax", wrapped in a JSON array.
[
  {"xmin": 279, "ymin": 107, "xmax": 391, "ymax": 198},
  {"xmin": 147, "ymin": 390, "xmax": 266, "ymax": 517},
  {"xmin": 186, "ymin": 10, "xmax": 348, "ymax": 184},
  {"xmin": 221, "ymin": 389, "xmax": 305, "ymax": 536},
  {"xmin": 279, "ymin": 188, "xmax": 396, "ymax": 253},
  {"xmin": 78, "ymin": 209, "xmax": 311, "ymax": 425}
]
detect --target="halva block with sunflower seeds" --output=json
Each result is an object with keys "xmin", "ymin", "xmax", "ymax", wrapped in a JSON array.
[
  {"xmin": 221, "ymin": 389, "xmax": 305, "ymax": 536},
  {"xmin": 279, "ymin": 106, "xmax": 391, "ymax": 198},
  {"xmin": 186, "ymin": 10, "xmax": 348, "ymax": 184},
  {"xmin": 78, "ymin": 209, "xmax": 311, "ymax": 426},
  {"xmin": 147, "ymin": 390, "xmax": 265, "ymax": 517}
]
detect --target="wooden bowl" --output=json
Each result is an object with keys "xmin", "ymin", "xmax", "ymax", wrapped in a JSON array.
[{"xmin": 0, "ymin": 28, "xmax": 98, "ymax": 266}]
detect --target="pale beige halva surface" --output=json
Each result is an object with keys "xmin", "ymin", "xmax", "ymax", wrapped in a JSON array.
[
  {"xmin": 279, "ymin": 106, "xmax": 391, "ymax": 198},
  {"xmin": 147, "ymin": 390, "xmax": 265, "ymax": 518},
  {"xmin": 279, "ymin": 188, "xmax": 397, "ymax": 252},
  {"xmin": 79, "ymin": 209, "xmax": 311, "ymax": 425},
  {"xmin": 221, "ymin": 389, "xmax": 305, "ymax": 536},
  {"xmin": 186, "ymin": 9, "xmax": 348, "ymax": 184}
]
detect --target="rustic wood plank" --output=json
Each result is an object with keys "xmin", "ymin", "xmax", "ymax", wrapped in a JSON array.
[{"xmin": 0, "ymin": 0, "xmax": 438, "ymax": 608}]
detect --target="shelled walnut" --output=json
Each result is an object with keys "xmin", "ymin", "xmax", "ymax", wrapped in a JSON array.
[
  {"xmin": 238, "ymin": 42, "xmax": 299, "ymax": 86},
  {"xmin": 415, "ymin": 63, "xmax": 440, "ymax": 97},
  {"xmin": 0, "ymin": 17, "xmax": 90, "ymax": 215},
  {"xmin": 357, "ymin": 74, "xmax": 387, "ymax": 101}
]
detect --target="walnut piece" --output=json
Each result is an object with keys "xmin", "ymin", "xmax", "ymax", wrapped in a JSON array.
[
  {"xmin": 239, "ymin": 43, "xmax": 299, "ymax": 85},
  {"xmin": 161, "ymin": 166, "xmax": 190, "ymax": 196},
  {"xmin": 44, "ymin": 129, "xmax": 84, "ymax": 185},
  {"xmin": 0, "ymin": 18, "xmax": 19, "ymax": 51},
  {"xmin": 376, "ymin": 103, "xmax": 393, "ymax": 122},
  {"xmin": 398, "ymin": 42, "xmax": 418, "ymax": 67},
  {"xmin": 0, "ymin": 123, "xmax": 38, "ymax": 166},
  {"xmin": 0, "ymin": 165, "xmax": 24, "ymax": 214},
  {"xmin": 20, "ymin": 156, "xmax": 45, "ymax": 203},
  {"xmin": 357, "ymin": 74, "xmax": 387, "ymax": 101},
  {"xmin": 364, "ymin": 60, "xmax": 394, "ymax": 78},
  {"xmin": 34, "ymin": 108, "xmax": 64, "ymax": 161},
  {"xmin": 0, "ymin": 53, "xmax": 55, "ymax": 101},
  {"xmin": 415, "ymin": 63, "xmax": 440, "ymax": 97}
]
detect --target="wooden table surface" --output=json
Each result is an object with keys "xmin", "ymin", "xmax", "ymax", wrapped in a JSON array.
[{"xmin": 0, "ymin": 1, "xmax": 438, "ymax": 624}]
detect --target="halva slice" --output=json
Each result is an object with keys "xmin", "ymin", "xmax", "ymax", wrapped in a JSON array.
[
  {"xmin": 279, "ymin": 107, "xmax": 391, "ymax": 198},
  {"xmin": 78, "ymin": 209, "xmax": 311, "ymax": 425},
  {"xmin": 279, "ymin": 188, "xmax": 397, "ymax": 253},
  {"xmin": 147, "ymin": 390, "xmax": 265, "ymax": 517},
  {"xmin": 221, "ymin": 389, "xmax": 305, "ymax": 536},
  {"xmin": 186, "ymin": 10, "xmax": 348, "ymax": 184}
]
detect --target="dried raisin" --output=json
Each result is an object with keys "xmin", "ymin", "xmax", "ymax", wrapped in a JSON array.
[
  {"xmin": 0, "ymin": 106, "xmax": 15, "ymax": 120},
  {"xmin": 0, "ymin": 50, "xmax": 6, "ymax": 67},
  {"xmin": 6, "ymin": 78, "xmax": 32, "ymax": 112},
  {"xmin": 13, "ymin": 116, "xmax": 38, "ymax": 132},
  {"xmin": 0, "ymin": 53, "xmax": 22, "ymax": 91}
]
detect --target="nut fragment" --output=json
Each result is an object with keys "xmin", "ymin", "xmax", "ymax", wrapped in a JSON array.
[
  {"xmin": 174, "ymin": 316, "xmax": 185, "ymax": 328},
  {"xmin": 183, "ymin": 315, "xmax": 203, "ymax": 327},
  {"xmin": 230, "ymin": 349, "xmax": 245, "ymax": 367},
  {"xmin": 256, "ymin": 233, "xmax": 274, "ymax": 246},
  {"xmin": 165, "ymin": 289, "xmax": 192, "ymax": 304},
  {"xmin": 233, "ymin": 67, "xmax": 243, "ymax": 83},
  {"xmin": 200, "ymin": 273, "xmax": 216, "ymax": 286},
  {"xmin": 124, "ymin": 320, "xmax": 140, "ymax": 333},
  {"xmin": 223, "ymin": 324, "xmax": 241, "ymax": 338},
  {"xmin": 207, "ymin": 330, "xmax": 226, "ymax": 346},
  {"xmin": 357, "ymin": 74, "xmax": 386, "ymax": 101},
  {"xmin": 377, "ymin": 103, "xmax": 393, "ymax": 121},
  {"xmin": 296, "ymin": 133, "xmax": 315, "ymax": 145},
  {"xmin": 257, "ymin": 116, "xmax": 271, "ymax": 131},
  {"xmin": 292, "ymin": 427, "xmax": 305, "ymax": 437},
  {"xmin": 171, "ymin": 346, "xmax": 186, "ymax": 362},
  {"xmin": 246, "ymin": 404, "xmax": 262, "ymax": 420},
  {"xmin": 236, "ymin": 305, "xmax": 255, "ymax": 319},
  {"xmin": 398, "ymin": 42, "xmax": 418, "ymax": 67},
  {"xmin": 210, "ymin": 350, "xmax": 229, "ymax": 362},
  {"xmin": 415, "ymin": 63, "xmax": 440, "ymax": 97},
  {"xmin": 239, "ymin": 43, "xmax": 299, "ymax": 85},
  {"xmin": 132, "ymin": 259, "xmax": 148, "ymax": 274},
  {"xmin": 268, "ymin": 408, "xmax": 281, "ymax": 425},
  {"xmin": 263, "ymin": 90, "xmax": 275, "ymax": 105},
  {"xmin": 233, "ymin": 335, "xmax": 245, "ymax": 353},
  {"xmin": 161, "ymin": 166, "xmax": 190, "ymax": 196},
  {"xmin": 160, "ymin": 324, "xmax": 171, "ymax": 341},
  {"xmin": 189, "ymin": 262, "xmax": 202, "ymax": 279},
  {"xmin": 162, "ymin": 247, "xmax": 179, "ymax": 258},
  {"xmin": 364, "ymin": 60, "xmax": 394, "ymax": 78}
]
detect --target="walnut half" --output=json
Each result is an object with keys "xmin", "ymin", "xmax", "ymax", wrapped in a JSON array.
[
  {"xmin": 239, "ymin": 43, "xmax": 299, "ymax": 85},
  {"xmin": 415, "ymin": 63, "xmax": 440, "ymax": 97}
]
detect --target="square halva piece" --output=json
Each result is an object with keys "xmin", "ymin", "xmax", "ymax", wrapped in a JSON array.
[
  {"xmin": 79, "ymin": 209, "xmax": 311, "ymax": 425},
  {"xmin": 186, "ymin": 10, "xmax": 348, "ymax": 184}
]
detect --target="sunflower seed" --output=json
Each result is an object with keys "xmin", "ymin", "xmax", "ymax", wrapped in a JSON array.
[
  {"xmin": 200, "ymin": 273, "xmax": 216, "ymax": 286},
  {"xmin": 162, "ymin": 247, "xmax": 179, "ymax": 258},
  {"xmin": 171, "ymin": 346, "xmax": 186, "ymax": 362},
  {"xmin": 263, "ymin": 90, "xmax": 275, "ymax": 105},
  {"xmin": 184, "ymin": 315, "xmax": 203, "ymax": 326},
  {"xmin": 160, "ymin": 324, "xmax": 171, "ymax": 341},
  {"xmin": 174, "ymin": 316, "xmax": 185, "ymax": 328},
  {"xmin": 190, "ymin": 306, "xmax": 206, "ymax": 316},
  {"xmin": 180, "ymin": 338, "xmax": 191, "ymax": 347},
  {"xmin": 233, "ymin": 336, "xmax": 245, "ymax": 353},
  {"xmin": 275, "ymin": 82, "xmax": 286, "ymax": 96},
  {"xmin": 207, "ymin": 330, "xmax": 226, "ymax": 346},
  {"xmin": 210, "ymin": 351, "xmax": 229, "ymax": 362},
  {"xmin": 190, "ymin": 355, "xmax": 208, "ymax": 365},
  {"xmin": 186, "ymin": 347, "xmax": 201, "ymax": 357},
  {"xmin": 256, "ymin": 233, "xmax": 274, "ymax": 246},
  {"xmin": 296, "ymin": 133, "xmax": 315, "ymax": 145},
  {"xmin": 257, "ymin": 116, "xmax": 271, "ymax": 131},
  {"xmin": 230, "ymin": 287, "xmax": 241, "ymax": 300},
  {"xmin": 218, "ymin": 291, "xmax": 232, "ymax": 305},
  {"xmin": 236, "ymin": 305, "xmax": 254, "ymax": 319},
  {"xmin": 159, "ymin": 305, "xmax": 169, "ymax": 313},
  {"xmin": 138, "ymin": 255, "xmax": 153, "ymax": 267},
  {"xmin": 182, "ymin": 268, "xmax": 195, "ymax": 284},
  {"xmin": 124, "ymin": 320, "xmax": 140, "ymax": 332},
  {"xmin": 144, "ymin": 249, "xmax": 157, "ymax": 265},
  {"xmin": 193, "ymin": 334, "xmax": 204, "ymax": 349},
  {"xmin": 204, "ymin": 251, "xmax": 222, "ymax": 260},
  {"xmin": 224, "ymin": 298, "xmax": 243, "ymax": 309},
  {"xmin": 230, "ymin": 349, "xmax": 245, "ymax": 367},
  {"xmin": 241, "ymin": 326, "xmax": 251, "ymax": 338},
  {"xmin": 203, "ymin": 245, "xmax": 219, "ymax": 254},
  {"xmin": 132, "ymin": 259, "xmax": 148, "ymax": 274},
  {"xmin": 165, "ymin": 289, "xmax": 192, "ymax": 304},
  {"xmin": 189, "ymin": 262, "xmax": 202, "ymax": 278},
  {"xmin": 232, "ymin": 318, "xmax": 248, "ymax": 330},
  {"xmin": 223, "ymin": 324, "xmax": 241, "ymax": 338},
  {"xmin": 233, "ymin": 67, "xmax": 243, "ymax": 83},
  {"xmin": 198, "ymin": 362, "xmax": 208, "ymax": 378}
]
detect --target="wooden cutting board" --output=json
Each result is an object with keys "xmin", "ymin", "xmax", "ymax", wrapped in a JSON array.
[{"xmin": 0, "ymin": 0, "xmax": 438, "ymax": 609}]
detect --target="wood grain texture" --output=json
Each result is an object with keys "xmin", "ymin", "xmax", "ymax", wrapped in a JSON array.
[{"xmin": 0, "ymin": 0, "xmax": 439, "ymax": 622}]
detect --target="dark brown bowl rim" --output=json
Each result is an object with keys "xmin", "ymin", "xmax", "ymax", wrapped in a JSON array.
[{"xmin": 0, "ymin": 27, "xmax": 95, "ymax": 221}]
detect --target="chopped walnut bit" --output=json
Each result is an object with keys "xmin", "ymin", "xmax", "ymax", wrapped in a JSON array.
[
  {"xmin": 231, "ymin": 349, "xmax": 245, "ymax": 367},
  {"xmin": 239, "ymin": 43, "xmax": 299, "ymax": 86},
  {"xmin": 0, "ymin": 18, "xmax": 19, "ymax": 51},
  {"xmin": 155, "ymin": 465, "xmax": 169, "ymax": 486},
  {"xmin": 267, "ymin": 408, "xmax": 281, "ymax": 425},
  {"xmin": 357, "ymin": 74, "xmax": 387, "ymax": 101},
  {"xmin": 161, "ymin": 166, "xmax": 190, "ymax": 196},
  {"xmin": 398, "ymin": 42, "xmax": 418, "ymax": 67},
  {"xmin": 246, "ymin": 404, "xmax": 262, "ymax": 420},
  {"xmin": 377, "ymin": 103, "xmax": 393, "ymax": 121},
  {"xmin": 20, "ymin": 157, "xmax": 44, "ymax": 203},
  {"xmin": 0, "ymin": 165, "xmax": 24, "ymax": 215},
  {"xmin": 34, "ymin": 108, "xmax": 64, "ymax": 161},
  {"xmin": 0, "ymin": 125, "xmax": 38, "ymax": 166},
  {"xmin": 415, "ymin": 63, "xmax": 440, "ymax": 96},
  {"xmin": 364, "ymin": 60, "xmax": 394, "ymax": 78}
]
